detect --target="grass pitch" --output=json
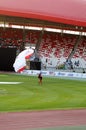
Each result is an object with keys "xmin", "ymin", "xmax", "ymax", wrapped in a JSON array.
[{"xmin": 0, "ymin": 73, "xmax": 86, "ymax": 112}]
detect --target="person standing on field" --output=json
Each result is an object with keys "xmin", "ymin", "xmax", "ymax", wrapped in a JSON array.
[{"xmin": 38, "ymin": 72, "xmax": 42, "ymax": 85}]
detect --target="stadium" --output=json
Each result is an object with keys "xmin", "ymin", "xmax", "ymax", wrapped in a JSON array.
[{"xmin": 0, "ymin": 0, "xmax": 86, "ymax": 130}]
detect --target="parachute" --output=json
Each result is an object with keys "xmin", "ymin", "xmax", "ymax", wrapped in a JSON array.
[{"xmin": 13, "ymin": 48, "xmax": 34, "ymax": 73}]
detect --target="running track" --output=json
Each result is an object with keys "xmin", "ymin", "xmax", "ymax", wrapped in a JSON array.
[{"xmin": 0, "ymin": 109, "xmax": 86, "ymax": 130}]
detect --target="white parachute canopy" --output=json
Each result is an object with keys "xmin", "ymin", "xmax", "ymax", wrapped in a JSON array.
[{"xmin": 13, "ymin": 48, "xmax": 34, "ymax": 72}]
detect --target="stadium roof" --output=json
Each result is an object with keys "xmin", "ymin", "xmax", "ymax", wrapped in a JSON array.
[{"xmin": 0, "ymin": 0, "xmax": 86, "ymax": 28}]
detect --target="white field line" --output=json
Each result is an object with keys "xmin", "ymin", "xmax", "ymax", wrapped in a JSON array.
[{"xmin": 0, "ymin": 82, "xmax": 22, "ymax": 84}]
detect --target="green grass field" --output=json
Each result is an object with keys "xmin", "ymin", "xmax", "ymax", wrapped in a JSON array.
[
  {"xmin": 0, "ymin": 73, "xmax": 86, "ymax": 112},
  {"xmin": 28, "ymin": 126, "xmax": 86, "ymax": 130}
]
